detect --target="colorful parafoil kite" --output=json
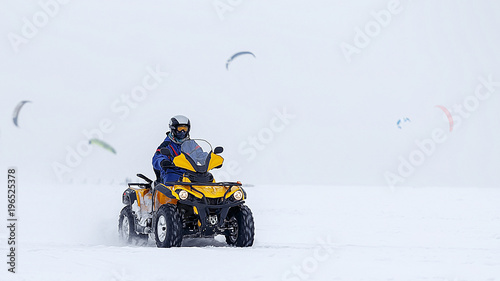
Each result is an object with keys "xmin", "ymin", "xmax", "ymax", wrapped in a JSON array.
[
  {"xmin": 12, "ymin": 100, "xmax": 31, "ymax": 127},
  {"xmin": 226, "ymin": 51, "xmax": 256, "ymax": 70},
  {"xmin": 436, "ymin": 105, "xmax": 453, "ymax": 132},
  {"xmin": 89, "ymin": 139, "xmax": 116, "ymax": 154},
  {"xmin": 397, "ymin": 117, "xmax": 411, "ymax": 129}
]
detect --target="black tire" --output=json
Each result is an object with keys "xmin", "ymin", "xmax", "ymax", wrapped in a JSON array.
[
  {"xmin": 225, "ymin": 205, "xmax": 255, "ymax": 247},
  {"xmin": 154, "ymin": 204, "xmax": 183, "ymax": 248},
  {"xmin": 118, "ymin": 206, "xmax": 148, "ymax": 245}
]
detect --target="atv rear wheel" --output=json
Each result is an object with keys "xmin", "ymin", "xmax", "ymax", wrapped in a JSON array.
[
  {"xmin": 154, "ymin": 204, "xmax": 183, "ymax": 248},
  {"xmin": 118, "ymin": 206, "xmax": 148, "ymax": 245},
  {"xmin": 225, "ymin": 205, "xmax": 254, "ymax": 247}
]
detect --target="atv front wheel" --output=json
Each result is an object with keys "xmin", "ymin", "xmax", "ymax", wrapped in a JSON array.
[
  {"xmin": 154, "ymin": 204, "xmax": 183, "ymax": 248},
  {"xmin": 225, "ymin": 205, "xmax": 255, "ymax": 247},
  {"xmin": 118, "ymin": 206, "xmax": 148, "ymax": 245}
]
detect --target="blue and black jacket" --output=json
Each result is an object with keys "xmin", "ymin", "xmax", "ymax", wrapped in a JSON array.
[{"xmin": 152, "ymin": 133, "xmax": 187, "ymax": 183}]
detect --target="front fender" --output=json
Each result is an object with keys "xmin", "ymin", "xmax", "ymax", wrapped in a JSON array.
[{"xmin": 155, "ymin": 184, "xmax": 177, "ymax": 199}]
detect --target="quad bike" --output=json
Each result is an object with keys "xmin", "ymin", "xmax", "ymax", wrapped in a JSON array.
[{"xmin": 118, "ymin": 139, "xmax": 255, "ymax": 248}]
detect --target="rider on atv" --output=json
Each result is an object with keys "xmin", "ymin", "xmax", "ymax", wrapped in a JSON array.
[
  {"xmin": 121, "ymin": 118, "xmax": 254, "ymax": 248},
  {"xmin": 152, "ymin": 115, "xmax": 191, "ymax": 183}
]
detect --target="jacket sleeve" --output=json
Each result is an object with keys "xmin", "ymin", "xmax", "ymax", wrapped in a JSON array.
[{"xmin": 152, "ymin": 141, "xmax": 172, "ymax": 171}]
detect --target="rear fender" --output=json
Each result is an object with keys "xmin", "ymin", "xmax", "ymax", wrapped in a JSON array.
[{"xmin": 122, "ymin": 188, "xmax": 137, "ymax": 205}]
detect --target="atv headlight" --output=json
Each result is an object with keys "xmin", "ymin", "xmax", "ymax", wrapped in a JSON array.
[
  {"xmin": 178, "ymin": 190, "xmax": 189, "ymax": 200},
  {"xmin": 233, "ymin": 190, "xmax": 243, "ymax": 201}
]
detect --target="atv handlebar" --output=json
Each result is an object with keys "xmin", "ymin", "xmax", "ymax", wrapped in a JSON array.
[
  {"xmin": 136, "ymin": 173, "xmax": 152, "ymax": 184},
  {"xmin": 161, "ymin": 181, "xmax": 242, "ymax": 187}
]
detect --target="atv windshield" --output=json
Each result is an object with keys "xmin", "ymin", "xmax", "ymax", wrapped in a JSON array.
[{"xmin": 181, "ymin": 139, "xmax": 211, "ymax": 167}]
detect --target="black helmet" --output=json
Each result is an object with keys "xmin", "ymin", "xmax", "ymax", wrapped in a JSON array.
[{"xmin": 169, "ymin": 115, "xmax": 190, "ymax": 142}]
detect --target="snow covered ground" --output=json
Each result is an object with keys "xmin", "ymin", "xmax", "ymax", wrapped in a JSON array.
[{"xmin": 0, "ymin": 183, "xmax": 499, "ymax": 281}]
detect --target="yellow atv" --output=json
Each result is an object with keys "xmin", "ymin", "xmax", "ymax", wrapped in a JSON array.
[{"xmin": 118, "ymin": 139, "xmax": 255, "ymax": 248}]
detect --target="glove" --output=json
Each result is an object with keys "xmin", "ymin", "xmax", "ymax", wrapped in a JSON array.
[{"xmin": 160, "ymin": 159, "xmax": 172, "ymax": 169}]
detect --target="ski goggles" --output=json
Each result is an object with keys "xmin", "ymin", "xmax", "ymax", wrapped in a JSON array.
[{"xmin": 176, "ymin": 125, "xmax": 189, "ymax": 132}]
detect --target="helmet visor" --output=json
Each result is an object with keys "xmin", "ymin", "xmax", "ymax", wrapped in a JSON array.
[{"xmin": 176, "ymin": 125, "xmax": 189, "ymax": 132}]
